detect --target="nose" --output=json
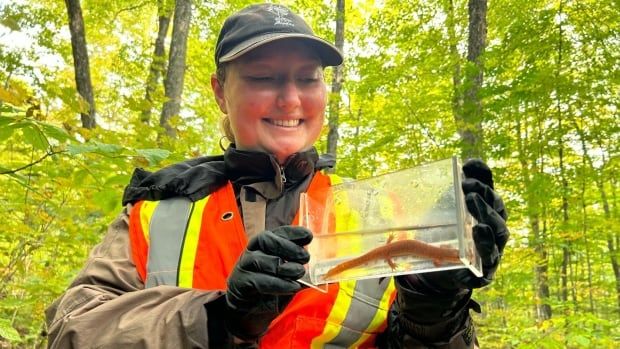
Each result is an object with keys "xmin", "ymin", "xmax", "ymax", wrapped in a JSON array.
[{"xmin": 276, "ymin": 80, "xmax": 301, "ymax": 112}]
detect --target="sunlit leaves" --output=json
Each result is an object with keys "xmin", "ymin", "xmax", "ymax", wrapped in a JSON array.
[
  {"xmin": 136, "ymin": 148, "xmax": 171, "ymax": 166},
  {"xmin": 0, "ymin": 0, "xmax": 619, "ymax": 347},
  {"xmin": 0, "ymin": 85, "xmax": 29, "ymax": 107},
  {"xmin": 0, "ymin": 319, "xmax": 21, "ymax": 343}
]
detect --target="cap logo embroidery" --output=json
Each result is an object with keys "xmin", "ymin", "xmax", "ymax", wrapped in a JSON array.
[{"xmin": 266, "ymin": 4, "xmax": 294, "ymax": 27}]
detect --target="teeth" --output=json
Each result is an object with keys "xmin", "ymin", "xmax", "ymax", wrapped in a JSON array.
[{"xmin": 270, "ymin": 119, "xmax": 300, "ymax": 127}]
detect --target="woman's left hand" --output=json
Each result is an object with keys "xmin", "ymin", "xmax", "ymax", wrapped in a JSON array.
[{"xmin": 407, "ymin": 159, "xmax": 509, "ymax": 292}]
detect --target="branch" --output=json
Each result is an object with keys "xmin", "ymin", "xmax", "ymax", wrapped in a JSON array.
[
  {"xmin": 0, "ymin": 198, "xmax": 60, "ymax": 292},
  {"xmin": 0, "ymin": 149, "xmax": 64, "ymax": 175},
  {"xmin": 113, "ymin": 1, "xmax": 150, "ymax": 21}
]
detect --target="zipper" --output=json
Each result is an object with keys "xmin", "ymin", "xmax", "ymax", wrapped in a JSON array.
[{"xmin": 279, "ymin": 165, "xmax": 287, "ymax": 185}]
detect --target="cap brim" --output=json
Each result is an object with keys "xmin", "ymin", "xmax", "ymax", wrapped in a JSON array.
[{"xmin": 218, "ymin": 33, "xmax": 343, "ymax": 66}]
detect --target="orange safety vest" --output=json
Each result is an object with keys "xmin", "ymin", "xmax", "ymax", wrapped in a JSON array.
[{"xmin": 128, "ymin": 172, "xmax": 397, "ymax": 348}]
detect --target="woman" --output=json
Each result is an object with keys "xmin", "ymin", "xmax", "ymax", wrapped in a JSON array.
[{"xmin": 46, "ymin": 3, "xmax": 508, "ymax": 348}]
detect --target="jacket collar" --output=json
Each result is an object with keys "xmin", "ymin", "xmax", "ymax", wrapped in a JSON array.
[
  {"xmin": 122, "ymin": 146, "xmax": 335, "ymax": 205},
  {"xmin": 224, "ymin": 145, "xmax": 322, "ymax": 191}
]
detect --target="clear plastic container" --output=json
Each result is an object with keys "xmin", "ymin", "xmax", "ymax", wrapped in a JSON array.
[{"xmin": 298, "ymin": 157, "xmax": 482, "ymax": 289}]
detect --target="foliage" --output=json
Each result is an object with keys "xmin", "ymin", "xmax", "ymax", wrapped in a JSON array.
[{"xmin": 0, "ymin": 0, "xmax": 618, "ymax": 347}]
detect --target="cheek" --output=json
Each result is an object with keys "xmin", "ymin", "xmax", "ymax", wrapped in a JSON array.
[
  {"xmin": 230, "ymin": 89, "xmax": 271, "ymax": 117},
  {"xmin": 304, "ymin": 89, "xmax": 327, "ymax": 141},
  {"xmin": 305, "ymin": 87, "xmax": 327, "ymax": 115},
  {"xmin": 226, "ymin": 94, "xmax": 267, "ymax": 147}
]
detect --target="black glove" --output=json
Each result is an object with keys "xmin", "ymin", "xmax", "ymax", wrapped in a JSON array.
[
  {"xmin": 390, "ymin": 159, "xmax": 509, "ymax": 341},
  {"xmin": 412, "ymin": 158, "xmax": 509, "ymax": 292},
  {"xmin": 225, "ymin": 226, "xmax": 312, "ymax": 341}
]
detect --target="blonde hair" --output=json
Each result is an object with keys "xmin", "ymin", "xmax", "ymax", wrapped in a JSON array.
[
  {"xmin": 216, "ymin": 63, "xmax": 235, "ymax": 147},
  {"xmin": 220, "ymin": 115, "xmax": 235, "ymax": 145}
]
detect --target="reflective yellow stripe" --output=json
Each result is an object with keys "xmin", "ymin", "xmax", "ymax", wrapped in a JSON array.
[
  {"xmin": 310, "ymin": 280, "xmax": 357, "ymax": 348},
  {"xmin": 139, "ymin": 200, "xmax": 160, "ymax": 245},
  {"xmin": 349, "ymin": 278, "xmax": 396, "ymax": 347},
  {"xmin": 178, "ymin": 196, "xmax": 209, "ymax": 288},
  {"xmin": 327, "ymin": 173, "xmax": 344, "ymax": 185},
  {"xmin": 312, "ymin": 174, "xmax": 394, "ymax": 347}
]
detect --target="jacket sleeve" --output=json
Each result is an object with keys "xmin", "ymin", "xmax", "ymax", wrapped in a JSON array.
[
  {"xmin": 45, "ymin": 207, "xmax": 226, "ymax": 349},
  {"xmin": 378, "ymin": 277, "xmax": 479, "ymax": 348}
]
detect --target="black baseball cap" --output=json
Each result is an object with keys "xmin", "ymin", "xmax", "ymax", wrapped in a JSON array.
[{"xmin": 215, "ymin": 3, "xmax": 343, "ymax": 67}]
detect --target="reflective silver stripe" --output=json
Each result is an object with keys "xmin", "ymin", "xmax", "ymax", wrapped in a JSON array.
[
  {"xmin": 325, "ymin": 277, "xmax": 392, "ymax": 347},
  {"xmin": 145, "ymin": 197, "xmax": 192, "ymax": 288}
]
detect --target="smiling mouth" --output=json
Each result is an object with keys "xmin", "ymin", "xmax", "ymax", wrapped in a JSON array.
[{"xmin": 265, "ymin": 119, "xmax": 302, "ymax": 127}]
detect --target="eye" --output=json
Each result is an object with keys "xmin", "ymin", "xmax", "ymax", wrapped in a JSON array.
[
  {"xmin": 247, "ymin": 76, "xmax": 275, "ymax": 82},
  {"xmin": 297, "ymin": 76, "xmax": 319, "ymax": 83}
]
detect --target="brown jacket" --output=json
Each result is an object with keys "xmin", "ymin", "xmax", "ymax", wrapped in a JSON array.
[
  {"xmin": 46, "ymin": 147, "xmax": 478, "ymax": 348},
  {"xmin": 45, "ymin": 206, "xmax": 224, "ymax": 348}
]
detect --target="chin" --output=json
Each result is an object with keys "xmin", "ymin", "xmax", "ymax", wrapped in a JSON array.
[{"xmin": 272, "ymin": 146, "xmax": 303, "ymax": 163}]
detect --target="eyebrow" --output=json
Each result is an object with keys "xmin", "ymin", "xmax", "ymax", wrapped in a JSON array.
[{"xmin": 239, "ymin": 60, "xmax": 322, "ymax": 72}]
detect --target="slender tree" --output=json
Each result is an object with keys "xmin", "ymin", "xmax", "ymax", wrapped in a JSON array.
[
  {"xmin": 64, "ymin": 0, "xmax": 96, "ymax": 129},
  {"xmin": 458, "ymin": 0, "xmax": 486, "ymax": 159},
  {"xmin": 516, "ymin": 109, "xmax": 552, "ymax": 321},
  {"xmin": 160, "ymin": 0, "xmax": 191, "ymax": 138},
  {"xmin": 446, "ymin": 0, "xmax": 465, "ymax": 156},
  {"xmin": 326, "ymin": 0, "xmax": 345, "ymax": 172},
  {"xmin": 555, "ymin": 0, "xmax": 572, "ymax": 305},
  {"xmin": 142, "ymin": 0, "xmax": 173, "ymax": 124}
]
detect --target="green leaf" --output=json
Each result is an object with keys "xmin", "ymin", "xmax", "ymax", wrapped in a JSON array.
[
  {"xmin": 71, "ymin": 168, "xmax": 91, "ymax": 186},
  {"xmin": 0, "ymin": 117, "xmax": 31, "ymax": 142},
  {"xmin": 0, "ymin": 115, "xmax": 16, "ymax": 127},
  {"xmin": 136, "ymin": 148, "xmax": 171, "ymax": 166},
  {"xmin": 104, "ymin": 174, "xmax": 131, "ymax": 186},
  {"xmin": 21, "ymin": 124, "xmax": 49, "ymax": 150},
  {"xmin": 92, "ymin": 188, "xmax": 121, "ymax": 214},
  {"xmin": 95, "ymin": 142, "xmax": 123, "ymax": 154},
  {"xmin": 67, "ymin": 143, "xmax": 98, "ymax": 155},
  {"xmin": 0, "ymin": 124, "xmax": 17, "ymax": 142},
  {"xmin": 0, "ymin": 319, "xmax": 21, "ymax": 342},
  {"xmin": 0, "ymin": 17, "xmax": 20, "ymax": 31},
  {"xmin": 39, "ymin": 123, "xmax": 71, "ymax": 142},
  {"xmin": 572, "ymin": 335, "xmax": 591, "ymax": 347},
  {"xmin": 371, "ymin": 134, "xmax": 398, "ymax": 149},
  {"xmin": 67, "ymin": 142, "xmax": 122, "ymax": 156},
  {"xmin": 0, "ymin": 297, "xmax": 25, "ymax": 308}
]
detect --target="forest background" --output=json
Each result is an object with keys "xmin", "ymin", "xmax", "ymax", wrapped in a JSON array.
[{"xmin": 0, "ymin": 0, "xmax": 618, "ymax": 347}]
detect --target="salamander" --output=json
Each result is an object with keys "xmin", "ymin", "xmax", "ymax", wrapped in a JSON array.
[{"xmin": 323, "ymin": 235, "xmax": 461, "ymax": 280}]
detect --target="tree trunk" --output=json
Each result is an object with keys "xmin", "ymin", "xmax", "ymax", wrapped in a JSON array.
[
  {"xmin": 446, "ymin": 0, "xmax": 462, "ymax": 137},
  {"xmin": 554, "ymin": 0, "xmax": 572, "ymax": 307},
  {"xmin": 459, "ymin": 0, "xmax": 486, "ymax": 160},
  {"xmin": 570, "ymin": 110, "xmax": 619, "ymax": 313},
  {"xmin": 516, "ymin": 116, "xmax": 552, "ymax": 320},
  {"xmin": 579, "ymin": 149, "xmax": 595, "ymax": 312},
  {"xmin": 558, "ymin": 119, "xmax": 571, "ymax": 306},
  {"xmin": 142, "ymin": 0, "xmax": 173, "ymax": 124},
  {"xmin": 594, "ymin": 148, "xmax": 620, "ymax": 314},
  {"xmin": 608, "ymin": 225, "xmax": 620, "ymax": 313},
  {"xmin": 533, "ymin": 216, "xmax": 552, "ymax": 320},
  {"xmin": 352, "ymin": 106, "xmax": 361, "ymax": 177},
  {"xmin": 594, "ymin": 159, "xmax": 620, "ymax": 313},
  {"xmin": 64, "ymin": 0, "xmax": 96, "ymax": 129},
  {"xmin": 326, "ymin": 0, "xmax": 345, "ymax": 173},
  {"xmin": 160, "ymin": 0, "xmax": 191, "ymax": 138},
  {"xmin": 593, "ymin": 164, "xmax": 619, "ymax": 312},
  {"xmin": 592, "ymin": 142, "xmax": 620, "ymax": 313}
]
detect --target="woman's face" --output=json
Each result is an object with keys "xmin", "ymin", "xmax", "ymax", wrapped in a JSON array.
[{"xmin": 211, "ymin": 39, "xmax": 327, "ymax": 164}]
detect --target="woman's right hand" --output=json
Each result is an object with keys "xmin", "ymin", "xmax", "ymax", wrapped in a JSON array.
[{"xmin": 225, "ymin": 226, "xmax": 312, "ymax": 341}]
